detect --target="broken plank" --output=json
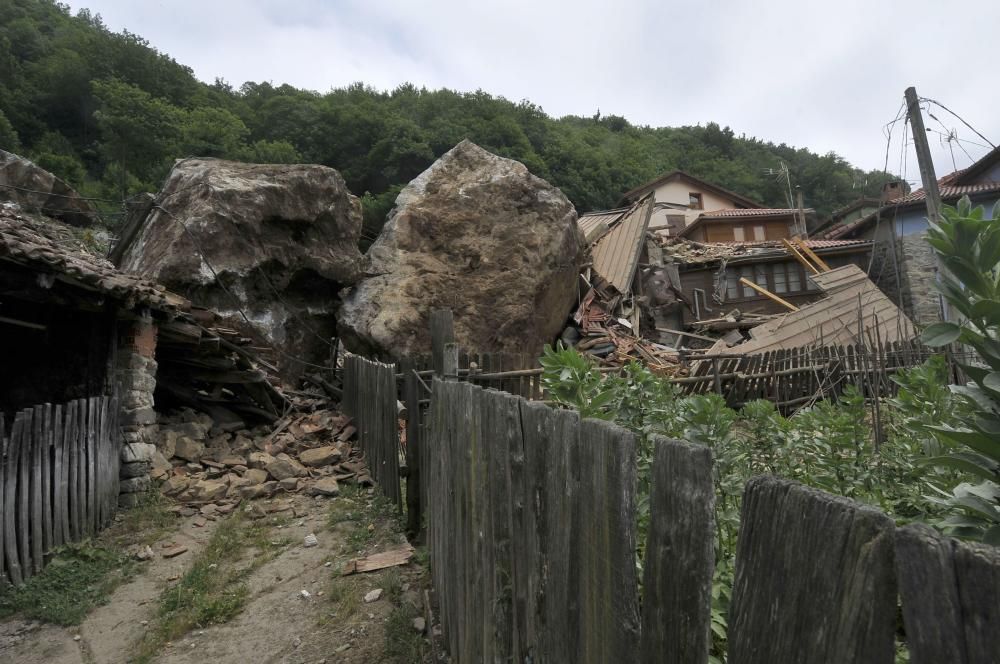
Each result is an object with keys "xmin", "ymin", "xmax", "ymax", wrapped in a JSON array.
[{"xmin": 341, "ymin": 543, "xmax": 416, "ymax": 575}]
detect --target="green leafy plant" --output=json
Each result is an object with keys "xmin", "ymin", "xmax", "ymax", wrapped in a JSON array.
[{"xmin": 918, "ymin": 196, "xmax": 1000, "ymax": 543}]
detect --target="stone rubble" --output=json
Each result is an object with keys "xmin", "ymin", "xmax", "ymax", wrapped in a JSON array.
[{"xmin": 149, "ymin": 406, "xmax": 370, "ymax": 508}]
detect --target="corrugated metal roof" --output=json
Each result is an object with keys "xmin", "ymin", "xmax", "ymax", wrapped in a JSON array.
[
  {"xmin": 590, "ymin": 195, "xmax": 654, "ymax": 293},
  {"xmin": 709, "ymin": 264, "xmax": 916, "ymax": 355},
  {"xmin": 578, "ymin": 208, "xmax": 628, "ymax": 245}
]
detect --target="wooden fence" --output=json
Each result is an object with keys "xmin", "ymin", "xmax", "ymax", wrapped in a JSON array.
[
  {"xmin": 0, "ymin": 396, "xmax": 120, "ymax": 586},
  {"xmin": 681, "ymin": 338, "xmax": 941, "ymax": 411},
  {"xmin": 341, "ymin": 353, "xmax": 401, "ymax": 507},
  {"xmin": 422, "ymin": 378, "xmax": 999, "ymax": 664}
]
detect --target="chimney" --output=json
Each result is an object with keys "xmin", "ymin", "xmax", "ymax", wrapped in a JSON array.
[{"xmin": 880, "ymin": 181, "xmax": 903, "ymax": 202}]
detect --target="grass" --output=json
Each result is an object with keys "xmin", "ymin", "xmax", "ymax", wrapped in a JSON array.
[
  {"xmin": 320, "ymin": 484, "xmax": 431, "ymax": 662},
  {"xmin": 0, "ymin": 543, "xmax": 135, "ymax": 625},
  {"xmin": 383, "ymin": 603, "xmax": 427, "ymax": 663},
  {"xmin": 0, "ymin": 494, "xmax": 176, "ymax": 626},
  {"xmin": 133, "ymin": 512, "xmax": 290, "ymax": 663}
]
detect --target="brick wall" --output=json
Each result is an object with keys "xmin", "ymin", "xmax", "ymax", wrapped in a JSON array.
[{"xmin": 897, "ymin": 233, "xmax": 943, "ymax": 326}]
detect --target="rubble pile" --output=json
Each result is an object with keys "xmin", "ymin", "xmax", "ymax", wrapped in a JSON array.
[
  {"xmin": 566, "ymin": 289, "xmax": 686, "ymax": 376},
  {"xmin": 146, "ymin": 406, "xmax": 372, "ymax": 508}
]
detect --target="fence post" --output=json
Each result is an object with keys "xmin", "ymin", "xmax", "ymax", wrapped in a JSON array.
[
  {"xmin": 430, "ymin": 309, "xmax": 455, "ymax": 376},
  {"xmin": 896, "ymin": 523, "xmax": 1000, "ymax": 664},
  {"xmin": 728, "ymin": 477, "xmax": 896, "ymax": 664},
  {"xmin": 402, "ymin": 358, "xmax": 422, "ymax": 539},
  {"xmin": 443, "ymin": 342, "xmax": 459, "ymax": 381},
  {"xmin": 640, "ymin": 437, "xmax": 715, "ymax": 664}
]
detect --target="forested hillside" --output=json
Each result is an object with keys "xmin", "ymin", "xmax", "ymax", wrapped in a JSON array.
[{"xmin": 1, "ymin": 0, "xmax": 897, "ymax": 234}]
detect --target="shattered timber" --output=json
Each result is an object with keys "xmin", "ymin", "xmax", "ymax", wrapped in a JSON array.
[{"xmin": 1, "ymin": 136, "xmax": 997, "ymax": 663}]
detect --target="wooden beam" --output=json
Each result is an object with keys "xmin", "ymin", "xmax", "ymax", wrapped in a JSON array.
[
  {"xmin": 781, "ymin": 239, "xmax": 820, "ymax": 276},
  {"xmin": 0, "ymin": 315, "xmax": 46, "ymax": 331},
  {"xmin": 738, "ymin": 277, "xmax": 799, "ymax": 311},
  {"xmin": 794, "ymin": 239, "xmax": 831, "ymax": 272}
]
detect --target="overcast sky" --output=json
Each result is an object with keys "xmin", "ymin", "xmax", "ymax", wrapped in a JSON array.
[{"xmin": 66, "ymin": 0, "xmax": 998, "ymax": 182}]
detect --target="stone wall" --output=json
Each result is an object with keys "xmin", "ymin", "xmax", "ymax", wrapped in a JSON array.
[
  {"xmin": 115, "ymin": 314, "xmax": 159, "ymax": 506},
  {"xmin": 897, "ymin": 233, "xmax": 943, "ymax": 326}
]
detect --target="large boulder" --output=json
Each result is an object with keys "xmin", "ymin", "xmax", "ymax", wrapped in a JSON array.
[
  {"xmin": 339, "ymin": 140, "xmax": 584, "ymax": 359},
  {"xmin": 0, "ymin": 149, "xmax": 97, "ymax": 227},
  {"xmin": 119, "ymin": 158, "xmax": 363, "ymax": 379}
]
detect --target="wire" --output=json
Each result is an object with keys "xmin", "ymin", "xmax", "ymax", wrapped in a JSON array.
[
  {"xmin": 0, "ymin": 182, "xmax": 122, "ymax": 203},
  {"xmin": 919, "ymin": 96, "xmax": 996, "ymax": 150}
]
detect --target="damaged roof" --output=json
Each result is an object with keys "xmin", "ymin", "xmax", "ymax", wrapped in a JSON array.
[
  {"xmin": 589, "ymin": 195, "xmax": 654, "ymax": 293},
  {"xmin": 658, "ymin": 237, "xmax": 870, "ymax": 266},
  {"xmin": 0, "ymin": 207, "xmax": 187, "ymax": 312},
  {"xmin": 707, "ymin": 264, "xmax": 916, "ymax": 355},
  {"xmin": 578, "ymin": 207, "xmax": 629, "ymax": 245}
]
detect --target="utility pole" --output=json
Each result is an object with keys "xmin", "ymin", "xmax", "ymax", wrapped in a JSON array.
[
  {"xmin": 795, "ymin": 186, "xmax": 807, "ymax": 238},
  {"xmin": 904, "ymin": 86, "xmax": 943, "ymax": 223},
  {"xmin": 904, "ymin": 85, "xmax": 947, "ymax": 322}
]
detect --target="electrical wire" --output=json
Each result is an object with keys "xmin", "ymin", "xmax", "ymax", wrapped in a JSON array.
[
  {"xmin": 919, "ymin": 96, "xmax": 996, "ymax": 150},
  {"xmin": 0, "ymin": 182, "xmax": 122, "ymax": 203}
]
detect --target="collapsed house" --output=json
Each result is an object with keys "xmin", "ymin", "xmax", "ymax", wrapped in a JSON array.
[{"xmin": 569, "ymin": 169, "xmax": 925, "ymax": 366}]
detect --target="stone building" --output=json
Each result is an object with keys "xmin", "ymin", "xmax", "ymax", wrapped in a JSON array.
[
  {"xmin": 823, "ymin": 148, "xmax": 1000, "ymax": 326},
  {"xmin": 0, "ymin": 206, "xmax": 187, "ymax": 504}
]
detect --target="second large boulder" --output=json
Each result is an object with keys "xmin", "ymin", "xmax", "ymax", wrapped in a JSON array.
[{"xmin": 339, "ymin": 140, "xmax": 584, "ymax": 359}]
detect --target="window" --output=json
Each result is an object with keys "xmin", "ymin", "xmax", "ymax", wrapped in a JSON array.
[
  {"xmin": 733, "ymin": 225, "xmax": 745, "ymax": 241},
  {"xmin": 754, "ymin": 264, "xmax": 768, "ymax": 290},
  {"xmin": 772, "ymin": 264, "xmax": 788, "ymax": 293},
  {"xmin": 753, "ymin": 225, "xmax": 766, "ymax": 241},
  {"xmin": 788, "ymin": 264, "xmax": 802, "ymax": 292},
  {"xmin": 726, "ymin": 268, "xmax": 739, "ymax": 300},
  {"xmin": 740, "ymin": 266, "xmax": 755, "ymax": 297},
  {"xmin": 689, "ymin": 192, "xmax": 703, "ymax": 210}
]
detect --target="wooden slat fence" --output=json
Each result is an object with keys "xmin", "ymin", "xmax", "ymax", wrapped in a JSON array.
[
  {"xmin": 0, "ymin": 395, "xmax": 119, "ymax": 586},
  {"xmin": 419, "ymin": 379, "xmax": 999, "ymax": 664},
  {"xmin": 341, "ymin": 353, "xmax": 401, "ymax": 507},
  {"xmin": 682, "ymin": 338, "xmax": 941, "ymax": 411}
]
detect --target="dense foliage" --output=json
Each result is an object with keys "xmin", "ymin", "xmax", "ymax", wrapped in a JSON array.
[
  {"xmin": 539, "ymin": 344, "xmax": 961, "ymax": 661},
  {"xmin": 918, "ymin": 197, "xmax": 1000, "ymax": 543},
  {"xmin": 1, "ymin": 0, "xmax": 897, "ymax": 233}
]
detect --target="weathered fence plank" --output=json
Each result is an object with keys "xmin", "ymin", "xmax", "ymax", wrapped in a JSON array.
[
  {"xmin": 41, "ymin": 403, "xmax": 53, "ymax": 556},
  {"xmin": 574, "ymin": 418, "xmax": 640, "ymax": 664},
  {"xmin": 728, "ymin": 477, "xmax": 897, "ymax": 664},
  {"xmin": 640, "ymin": 437, "xmax": 715, "ymax": 664},
  {"xmin": 0, "ymin": 414, "xmax": 4, "ymax": 582},
  {"xmin": 896, "ymin": 523, "xmax": 1000, "ymax": 664},
  {"xmin": 30, "ymin": 405, "xmax": 43, "ymax": 574},
  {"xmin": 4, "ymin": 412, "xmax": 25, "ymax": 585},
  {"xmin": 51, "ymin": 404, "xmax": 64, "ymax": 549},
  {"xmin": 86, "ymin": 396, "xmax": 97, "ymax": 536}
]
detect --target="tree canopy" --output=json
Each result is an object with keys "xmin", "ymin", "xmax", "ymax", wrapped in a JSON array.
[{"xmin": 0, "ymin": 0, "xmax": 898, "ymax": 229}]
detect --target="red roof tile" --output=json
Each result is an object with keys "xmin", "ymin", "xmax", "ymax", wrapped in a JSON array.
[{"xmin": 699, "ymin": 208, "xmax": 809, "ymax": 219}]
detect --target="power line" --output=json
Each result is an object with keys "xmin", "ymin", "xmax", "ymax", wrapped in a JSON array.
[
  {"xmin": 0, "ymin": 182, "xmax": 123, "ymax": 203},
  {"xmin": 919, "ymin": 96, "xmax": 996, "ymax": 150}
]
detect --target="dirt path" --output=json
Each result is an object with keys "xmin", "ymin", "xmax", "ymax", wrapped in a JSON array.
[{"xmin": 0, "ymin": 490, "xmax": 429, "ymax": 664}]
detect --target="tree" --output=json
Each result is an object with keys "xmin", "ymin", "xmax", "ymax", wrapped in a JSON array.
[
  {"xmin": 0, "ymin": 108, "xmax": 19, "ymax": 152},
  {"xmin": 179, "ymin": 107, "xmax": 249, "ymax": 158},
  {"xmin": 91, "ymin": 78, "xmax": 182, "ymax": 193}
]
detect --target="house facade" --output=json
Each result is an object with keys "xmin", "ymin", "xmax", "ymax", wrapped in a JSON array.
[
  {"xmin": 619, "ymin": 170, "xmax": 763, "ymax": 234},
  {"xmin": 678, "ymin": 208, "xmax": 814, "ymax": 243},
  {"xmin": 662, "ymin": 239, "xmax": 872, "ymax": 323},
  {"xmin": 825, "ymin": 147, "xmax": 1000, "ymax": 325}
]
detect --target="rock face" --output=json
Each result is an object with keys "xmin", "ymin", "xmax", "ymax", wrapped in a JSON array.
[
  {"xmin": 339, "ymin": 140, "xmax": 584, "ymax": 359},
  {"xmin": 119, "ymin": 158, "xmax": 364, "ymax": 378},
  {"xmin": 0, "ymin": 149, "xmax": 97, "ymax": 226}
]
